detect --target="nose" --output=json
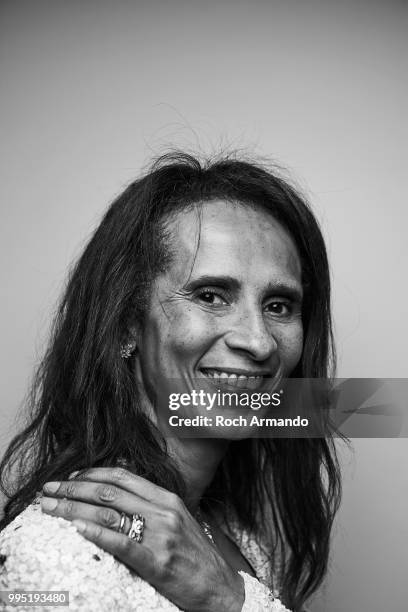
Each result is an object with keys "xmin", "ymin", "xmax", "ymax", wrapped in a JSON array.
[{"xmin": 224, "ymin": 305, "xmax": 278, "ymax": 362}]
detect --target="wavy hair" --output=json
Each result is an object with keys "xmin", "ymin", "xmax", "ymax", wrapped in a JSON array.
[{"xmin": 0, "ymin": 152, "xmax": 341, "ymax": 611}]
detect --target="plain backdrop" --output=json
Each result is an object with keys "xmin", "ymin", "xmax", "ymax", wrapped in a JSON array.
[{"xmin": 1, "ymin": 1, "xmax": 407, "ymax": 611}]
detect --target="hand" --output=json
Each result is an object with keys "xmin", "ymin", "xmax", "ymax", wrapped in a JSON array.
[{"xmin": 40, "ymin": 467, "xmax": 245, "ymax": 612}]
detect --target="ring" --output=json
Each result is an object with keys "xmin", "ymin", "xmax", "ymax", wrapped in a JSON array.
[
  {"xmin": 118, "ymin": 512, "xmax": 127, "ymax": 534},
  {"xmin": 127, "ymin": 513, "xmax": 145, "ymax": 543}
]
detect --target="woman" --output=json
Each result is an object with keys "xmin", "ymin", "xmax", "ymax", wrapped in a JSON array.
[{"xmin": 0, "ymin": 153, "xmax": 341, "ymax": 611}]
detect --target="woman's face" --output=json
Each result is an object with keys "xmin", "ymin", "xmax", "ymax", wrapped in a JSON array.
[{"xmin": 134, "ymin": 199, "xmax": 304, "ymax": 438}]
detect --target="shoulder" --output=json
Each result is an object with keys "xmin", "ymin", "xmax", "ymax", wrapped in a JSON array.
[{"xmin": 0, "ymin": 503, "xmax": 179, "ymax": 611}]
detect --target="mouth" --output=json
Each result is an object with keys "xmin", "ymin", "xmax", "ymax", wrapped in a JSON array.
[{"xmin": 199, "ymin": 367, "xmax": 268, "ymax": 391}]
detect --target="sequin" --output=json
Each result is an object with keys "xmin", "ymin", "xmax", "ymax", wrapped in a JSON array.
[
  {"xmin": 0, "ymin": 503, "xmax": 291, "ymax": 611},
  {"xmin": 239, "ymin": 571, "xmax": 291, "ymax": 612}
]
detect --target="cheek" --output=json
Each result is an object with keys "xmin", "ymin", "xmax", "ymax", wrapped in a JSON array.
[
  {"xmin": 149, "ymin": 304, "xmax": 219, "ymax": 362},
  {"xmin": 276, "ymin": 322, "xmax": 304, "ymax": 371},
  {"xmin": 171, "ymin": 315, "xmax": 219, "ymax": 359}
]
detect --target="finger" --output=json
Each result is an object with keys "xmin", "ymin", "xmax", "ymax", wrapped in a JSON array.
[
  {"xmin": 40, "ymin": 496, "xmax": 133, "ymax": 532},
  {"xmin": 71, "ymin": 518, "xmax": 155, "ymax": 581},
  {"xmin": 67, "ymin": 467, "xmax": 180, "ymax": 507},
  {"xmin": 41, "ymin": 480, "xmax": 158, "ymax": 520},
  {"xmin": 40, "ymin": 496, "xmax": 161, "ymax": 547}
]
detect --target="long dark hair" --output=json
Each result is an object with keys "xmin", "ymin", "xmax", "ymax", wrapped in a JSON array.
[{"xmin": 0, "ymin": 152, "xmax": 341, "ymax": 611}]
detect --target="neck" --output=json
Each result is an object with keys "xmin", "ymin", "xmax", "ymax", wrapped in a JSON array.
[{"xmin": 166, "ymin": 437, "xmax": 229, "ymax": 515}]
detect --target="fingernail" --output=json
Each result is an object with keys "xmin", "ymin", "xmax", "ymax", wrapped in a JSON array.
[
  {"xmin": 73, "ymin": 519, "xmax": 87, "ymax": 533},
  {"xmin": 69, "ymin": 471, "xmax": 79, "ymax": 479},
  {"xmin": 41, "ymin": 497, "xmax": 58, "ymax": 512},
  {"xmin": 43, "ymin": 481, "xmax": 60, "ymax": 493}
]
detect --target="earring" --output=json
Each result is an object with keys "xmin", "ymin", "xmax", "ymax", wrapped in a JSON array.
[{"xmin": 120, "ymin": 342, "xmax": 135, "ymax": 359}]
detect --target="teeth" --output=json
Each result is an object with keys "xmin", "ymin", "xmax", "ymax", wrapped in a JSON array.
[
  {"xmin": 237, "ymin": 375, "xmax": 248, "ymax": 389},
  {"xmin": 246, "ymin": 376, "xmax": 261, "ymax": 390},
  {"xmin": 228, "ymin": 374, "xmax": 238, "ymax": 385},
  {"xmin": 202, "ymin": 370, "xmax": 264, "ymax": 390}
]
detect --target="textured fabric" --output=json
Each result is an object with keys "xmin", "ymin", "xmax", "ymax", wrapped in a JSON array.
[
  {"xmin": 0, "ymin": 502, "xmax": 291, "ymax": 611},
  {"xmin": 222, "ymin": 515, "xmax": 282, "ymax": 593},
  {"xmin": 239, "ymin": 572, "xmax": 290, "ymax": 612}
]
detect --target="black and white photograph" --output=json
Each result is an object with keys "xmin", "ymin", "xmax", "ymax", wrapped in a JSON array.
[{"xmin": 0, "ymin": 2, "xmax": 406, "ymax": 611}]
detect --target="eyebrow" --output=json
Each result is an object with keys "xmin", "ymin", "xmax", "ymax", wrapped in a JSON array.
[{"xmin": 182, "ymin": 274, "xmax": 303, "ymax": 302}]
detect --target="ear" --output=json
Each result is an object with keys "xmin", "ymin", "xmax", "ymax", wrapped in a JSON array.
[{"xmin": 126, "ymin": 324, "xmax": 142, "ymax": 352}]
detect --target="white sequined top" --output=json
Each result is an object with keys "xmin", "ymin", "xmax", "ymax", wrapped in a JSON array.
[{"xmin": 0, "ymin": 501, "xmax": 291, "ymax": 611}]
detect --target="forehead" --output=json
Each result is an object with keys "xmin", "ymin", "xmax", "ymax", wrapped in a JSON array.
[{"xmin": 162, "ymin": 200, "xmax": 302, "ymax": 289}]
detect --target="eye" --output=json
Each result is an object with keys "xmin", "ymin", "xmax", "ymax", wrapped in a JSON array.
[
  {"xmin": 196, "ymin": 288, "xmax": 228, "ymax": 307},
  {"xmin": 265, "ymin": 301, "xmax": 293, "ymax": 316}
]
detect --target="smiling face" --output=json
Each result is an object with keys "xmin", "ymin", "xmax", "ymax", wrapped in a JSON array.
[{"xmin": 133, "ymin": 199, "xmax": 304, "ymax": 437}]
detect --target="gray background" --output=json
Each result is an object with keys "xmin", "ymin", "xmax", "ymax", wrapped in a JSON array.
[{"xmin": 1, "ymin": 1, "xmax": 407, "ymax": 610}]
